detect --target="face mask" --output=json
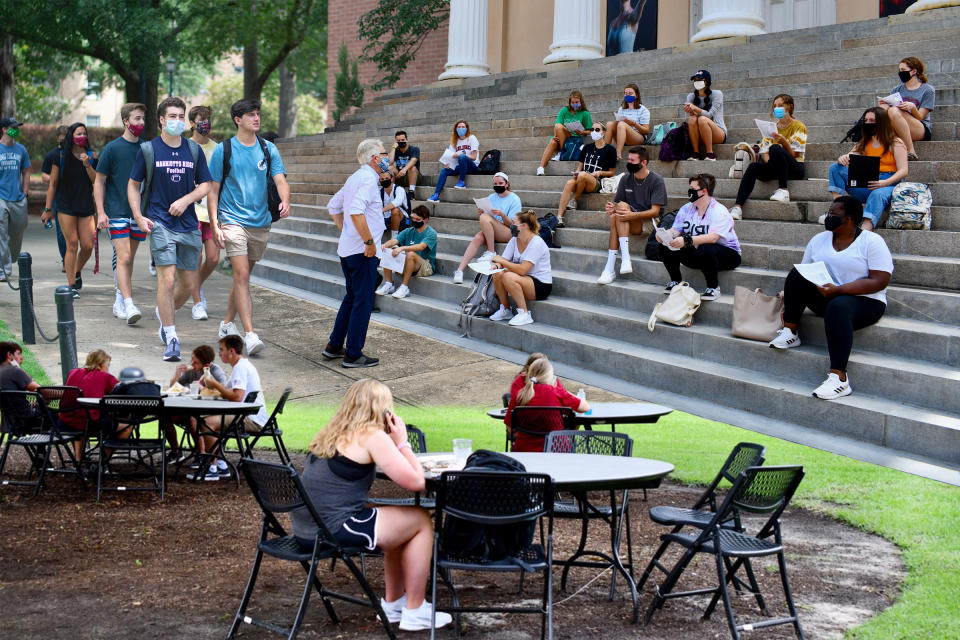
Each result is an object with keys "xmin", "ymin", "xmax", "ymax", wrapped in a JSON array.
[
  {"xmin": 73, "ymin": 135, "xmax": 88, "ymax": 147},
  {"xmin": 824, "ymin": 214, "xmax": 845, "ymax": 231},
  {"xmin": 411, "ymin": 219, "xmax": 425, "ymax": 229},
  {"xmin": 164, "ymin": 120, "xmax": 186, "ymax": 136},
  {"xmin": 693, "ymin": 80, "xmax": 706, "ymax": 91},
  {"xmin": 128, "ymin": 123, "xmax": 144, "ymax": 137},
  {"xmin": 626, "ymin": 162, "xmax": 641, "ymax": 174},
  {"xmin": 195, "ymin": 120, "xmax": 211, "ymax": 135},
  {"xmin": 898, "ymin": 69, "xmax": 913, "ymax": 83},
  {"xmin": 379, "ymin": 179, "xmax": 392, "ymax": 188},
  {"xmin": 590, "ymin": 130, "xmax": 603, "ymax": 141},
  {"xmin": 493, "ymin": 184, "xmax": 506, "ymax": 194},
  {"xmin": 510, "ymin": 225, "xmax": 521, "ymax": 237},
  {"xmin": 396, "ymin": 141, "xmax": 406, "ymax": 148},
  {"xmin": 375, "ymin": 156, "xmax": 390, "ymax": 172},
  {"xmin": 4, "ymin": 127, "xmax": 19, "ymax": 138},
  {"xmin": 570, "ymin": 102, "xmax": 581, "ymax": 110},
  {"xmin": 861, "ymin": 122, "xmax": 877, "ymax": 139},
  {"xmin": 623, "ymin": 94, "xmax": 636, "ymax": 104},
  {"xmin": 773, "ymin": 107, "xmax": 787, "ymax": 119},
  {"xmin": 688, "ymin": 188, "xmax": 702, "ymax": 202},
  {"xmin": 456, "ymin": 127, "xmax": 467, "ymax": 137}
]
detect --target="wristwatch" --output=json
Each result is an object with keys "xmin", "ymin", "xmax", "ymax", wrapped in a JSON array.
[
  {"xmin": 43, "ymin": 207, "xmax": 52, "ymax": 213},
  {"xmin": 363, "ymin": 238, "xmax": 374, "ymax": 246}
]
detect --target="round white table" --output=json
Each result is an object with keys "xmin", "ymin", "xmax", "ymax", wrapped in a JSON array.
[{"xmin": 487, "ymin": 401, "xmax": 673, "ymax": 431}]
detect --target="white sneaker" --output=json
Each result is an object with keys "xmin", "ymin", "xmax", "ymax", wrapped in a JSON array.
[
  {"xmin": 509, "ymin": 310, "xmax": 534, "ymax": 326},
  {"xmin": 124, "ymin": 301, "xmax": 142, "ymax": 325},
  {"xmin": 380, "ymin": 595, "xmax": 406, "ymax": 624},
  {"xmin": 148, "ymin": 261, "xmax": 157, "ymax": 276},
  {"xmin": 191, "ymin": 302, "xmax": 208, "ymax": 321},
  {"xmin": 770, "ymin": 188, "xmax": 791, "ymax": 203},
  {"xmin": 398, "ymin": 601, "xmax": 453, "ymax": 632},
  {"xmin": 244, "ymin": 332, "xmax": 265, "ymax": 356},
  {"xmin": 596, "ymin": 269, "xmax": 616, "ymax": 285},
  {"xmin": 566, "ymin": 199, "xmax": 577, "ymax": 210},
  {"xmin": 536, "ymin": 166, "xmax": 545, "ymax": 176},
  {"xmin": 768, "ymin": 328, "xmax": 801, "ymax": 349},
  {"xmin": 550, "ymin": 153, "xmax": 560, "ymax": 162},
  {"xmin": 701, "ymin": 287, "xmax": 720, "ymax": 301},
  {"xmin": 619, "ymin": 259, "xmax": 633, "ymax": 275},
  {"xmin": 812, "ymin": 373, "xmax": 852, "ymax": 400},
  {"xmin": 489, "ymin": 306, "xmax": 514, "ymax": 322},
  {"xmin": 375, "ymin": 282, "xmax": 396, "ymax": 296},
  {"xmin": 391, "ymin": 284, "xmax": 410, "ymax": 299},
  {"xmin": 817, "ymin": 213, "xmax": 828, "ymax": 225},
  {"xmin": 219, "ymin": 321, "xmax": 241, "ymax": 339},
  {"xmin": 730, "ymin": 205, "xmax": 743, "ymax": 220},
  {"xmin": 453, "ymin": 270, "xmax": 464, "ymax": 284},
  {"xmin": 113, "ymin": 296, "xmax": 127, "ymax": 319},
  {"xmin": 479, "ymin": 250, "xmax": 497, "ymax": 262}
]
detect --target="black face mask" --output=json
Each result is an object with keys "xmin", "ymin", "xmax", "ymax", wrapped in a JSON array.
[
  {"xmin": 824, "ymin": 214, "xmax": 845, "ymax": 232},
  {"xmin": 626, "ymin": 162, "xmax": 641, "ymax": 174},
  {"xmin": 411, "ymin": 219, "xmax": 425, "ymax": 229},
  {"xmin": 493, "ymin": 185, "xmax": 506, "ymax": 194},
  {"xmin": 898, "ymin": 69, "xmax": 913, "ymax": 83},
  {"xmin": 861, "ymin": 122, "xmax": 877, "ymax": 139},
  {"xmin": 379, "ymin": 179, "xmax": 392, "ymax": 188},
  {"xmin": 510, "ymin": 225, "xmax": 520, "ymax": 237},
  {"xmin": 397, "ymin": 141, "xmax": 407, "ymax": 148},
  {"xmin": 688, "ymin": 188, "xmax": 701, "ymax": 203}
]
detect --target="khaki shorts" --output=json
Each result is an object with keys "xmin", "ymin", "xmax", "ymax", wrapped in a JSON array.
[{"xmin": 221, "ymin": 224, "xmax": 270, "ymax": 261}]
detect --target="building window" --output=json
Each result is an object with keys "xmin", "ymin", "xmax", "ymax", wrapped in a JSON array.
[
  {"xmin": 85, "ymin": 77, "xmax": 101, "ymax": 100},
  {"xmin": 86, "ymin": 115, "xmax": 100, "ymax": 128}
]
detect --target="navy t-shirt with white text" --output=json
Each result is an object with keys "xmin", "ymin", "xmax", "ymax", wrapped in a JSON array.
[{"xmin": 129, "ymin": 137, "xmax": 211, "ymax": 233}]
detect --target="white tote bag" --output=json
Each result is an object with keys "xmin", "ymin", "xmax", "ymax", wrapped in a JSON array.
[{"xmin": 648, "ymin": 282, "xmax": 701, "ymax": 331}]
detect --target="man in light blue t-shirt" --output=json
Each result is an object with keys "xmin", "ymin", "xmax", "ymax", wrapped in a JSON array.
[
  {"xmin": 0, "ymin": 117, "xmax": 31, "ymax": 280},
  {"xmin": 207, "ymin": 99, "xmax": 289, "ymax": 357}
]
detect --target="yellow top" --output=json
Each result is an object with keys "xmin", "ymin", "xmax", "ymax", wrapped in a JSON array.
[{"xmin": 759, "ymin": 118, "xmax": 807, "ymax": 163}]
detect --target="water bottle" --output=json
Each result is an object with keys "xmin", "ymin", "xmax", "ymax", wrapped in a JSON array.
[{"xmin": 576, "ymin": 388, "xmax": 586, "ymax": 402}]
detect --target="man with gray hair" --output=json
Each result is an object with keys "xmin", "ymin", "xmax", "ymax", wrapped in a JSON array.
[{"xmin": 322, "ymin": 138, "xmax": 390, "ymax": 367}]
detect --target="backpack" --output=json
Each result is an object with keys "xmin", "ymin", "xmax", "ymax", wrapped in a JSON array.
[
  {"xmin": 647, "ymin": 121, "xmax": 677, "ymax": 146},
  {"xmin": 139, "ymin": 139, "xmax": 201, "ymax": 216},
  {"xmin": 887, "ymin": 182, "xmax": 933, "ymax": 230},
  {"xmin": 220, "ymin": 135, "xmax": 284, "ymax": 222},
  {"xmin": 658, "ymin": 122, "xmax": 692, "ymax": 162},
  {"xmin": 841, "ymin": 114, "xmax": 865, "ymax": 144},
  {"xmin": 559, "ymin": 136, "xmax": 582, "ymax": 161},
  {"xmin": 476, "ymin": 149, "xmax": 501, "ymax": 174},
  {"xmin": 439, "ymin": 450, "xmax": 537, "ymax": 569},
  {"xmin": 537, "ymin": 213, "xmax": 561, "ymax": 249},
  {"xmin": 457, "ymin": 273, "xmax": 501, "ymax": 337},
  {"xmin": 648, "ymin": 281, "xmax": 702, "ymax": 331},
  {"xmin": 728, "ymin": 142, "xmax": 757, "ymax": 178},
  {"xmin": 645, "ymin": 210, "xmax": 677, "ymax": 260}
]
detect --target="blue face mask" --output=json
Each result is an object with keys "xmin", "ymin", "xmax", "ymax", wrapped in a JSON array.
[
  {"xmin": 623, "ymin": 94, "xmax": 636, "ymax": 104},
  {"xmin": 375, "ymin": 156, "xmax": 390, "ymax": 172},
  {"xmin": 773, "ymin": 106, "xmax": 787, "ymax": 119},
  {"xmin": 163, "ymin": 119, "xmax": 186, "ymax": 136},
  {"xmin": 570, "ymin": 102, "xmax": 581, "ymax": 110},
  {"xmin": 456, "ymin": 127, "xmax": 467, "ymax": 137}
]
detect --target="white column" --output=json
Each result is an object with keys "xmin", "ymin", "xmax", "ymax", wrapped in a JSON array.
[
  {"xmin": 691, "ymin": 0, "xmax": 766, "ymax": 42},
  {"xmin": 439, "ymin": 0, "xmax": 490, "ymax": 80},
  {"xmin": 543, "ymin": 0, "xmax": 605, "ymax": 65},
  {"xmin": 906, "ymin": 0, "xmax": 960, "ymax": 12}
]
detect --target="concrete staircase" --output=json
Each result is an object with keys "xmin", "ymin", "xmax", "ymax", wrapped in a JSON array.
[{"xmin": 263, "ymin": 9, "xmax": 960, "ymax": 479}]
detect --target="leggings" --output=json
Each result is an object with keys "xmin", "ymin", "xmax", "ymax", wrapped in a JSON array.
[
  {"xmin": 783, "ymin": 268, "xmax": 886, "ymax": 371},
  {"xmin": 735, "ymin": 144, "xmax": 805, "ymax": 205},
  {"xmin": 659, "ymin": 242, "xmax": 741, "ymax": 289}
]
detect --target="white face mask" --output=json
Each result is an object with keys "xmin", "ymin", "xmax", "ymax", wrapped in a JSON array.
[
  {"xmin": 590, "ymin": 130, "xmax": 603, "ymax": 141},
  {"xmin": 693, "ymin": 80, "xmax": 706, "ymax": 91}
]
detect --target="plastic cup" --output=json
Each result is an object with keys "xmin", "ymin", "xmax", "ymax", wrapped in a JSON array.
[
  {"xmin": 452, "ymin": 439, "xmax": 472, "ymax": 462},
  {"xmin": 189, "ymin": 381, "xmax": 201, "ymax": 396}
]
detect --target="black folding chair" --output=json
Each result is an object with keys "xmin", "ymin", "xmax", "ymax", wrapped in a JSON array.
[
  {"xmin": 368, "ymin": 425, "xmax": 433, "ymax": 508},
  {"xmin": 430, "ymin": 470, "xmax": 554, "ymax": 640},
  {"xmin": 247, "ymin": 387, "xmax": 293, "ymax": 464},
  {"xmin": 227, "ymin": 459, "xmax": 396, "ymax": 640},
  {"xmin": 506, "ymin": 406, "xmax": 576, "ymax": 452},
  {"xmin": 39, "ymin": 385, "xmax": 93, "ymax": 462},
  {"xmin": 0, "ymin": 390, "xmax": 83, "ymax": 495},
  {"xmin": 637, "ymin": 442, "xmax": 766, "ymax": 594},
  {"xmin": 188, "ymin": 390, "xmax": 259, "ymax": 485},
  {"xmin": 97, "ymin": 395, "xmax": 166, "ymax": 501},
  {"xmin": 543, "ymin": 430, "xmax": 635, "ymax": 599},
  {"xmin": 643, "ymin": 465, "xmax": 806, "ymax": 640}
]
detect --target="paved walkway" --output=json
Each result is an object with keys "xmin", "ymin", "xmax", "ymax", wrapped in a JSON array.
[{"xmin": 0, "ymin": 219, "xmax": 630, "ymax": 407}]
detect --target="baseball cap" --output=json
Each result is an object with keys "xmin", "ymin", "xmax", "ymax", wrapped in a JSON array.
[
  {"xmin": 493, "ymin": 171, "xmax": 509, "ymax": 182},
  {"xmin": 0, "ymin": 117, "xmax": 24, "ymax": 129},
  {"xmin": 690, "ymin": 70, "xmax": 711, "ymax": 84}
]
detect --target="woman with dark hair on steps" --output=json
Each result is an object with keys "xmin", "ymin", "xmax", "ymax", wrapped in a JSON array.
[
  {"xmin": 683, "ymin": 69, "xmax": 726, "ymax": 161},
  {"xmin": 878, "ymin": 56, "xmax": 935, "ymax": 161}
]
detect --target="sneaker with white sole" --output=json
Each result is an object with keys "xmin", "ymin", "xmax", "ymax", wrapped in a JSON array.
[
  {"xmin": 375, "ymin": 282, "xmax": 396, "ymax": 296},
  {"xmin": 191, "ymin": 302, "xmax": 208, "ymax": 321},
  {"xmin": 453, "ymin": 180, "xmax": 466, "ymax": 189},
  {"xmin": 219, "ymin": 321, "xmax": 241, "ymax": 339},
  {"xmin": 427, "ymin": 194, "xmax": 440, "ymax": 202},
  {"xmin": 619, "ymin": 259, "xmax": 633, "ymax": 275},
  {"xmin": 550, "ymin": 153, "xmax": 560, "ymax": 162},
  {"xmin": 380, "ymin": 595, "xmax": 406, "ymax": 624},
  {"xmin": 398, "ymin": 601, "xmax": 453, "ymax": 632},
  {"xmin": 509, "ymin": 310, "xmax": 534, "ymax": 326},
  {"xmin": 392, "ymin": 284, "xmax": 410, "ymax": 299},
  {"xmin": 701, "ymin": 287, "xmax": 720, "ymax": 301},
  {"xmin": 768, "ymin": 328, "xmax": 801, "ymax": 349},
  {"xmin": 536, "ymin": 166, "xmax": 545, "ymax": 176},
  {"xmin": 125, "ymin": 301, "xmax": 141, "ymax": 325},
  {"xmin": 148, "ymin": 261, "xmax": 157, "ymax": 276},
  {"xmin": 596, "ymin": 269, "xmax": 615, "ymax": 285},
  {"xmin": 770, "ymin": 188, "xmax": 791, "ymax": 203},
  {"xmin": 186, "ymin": 465, "xmax": 220, "ymax": 482},
  {"xmin": 155, "ymin": 307, "xmax": 167, "ymax": 344},
  {"xmin": 244, "ymin": 332, "xmax": 265, "ymax": 356},
  {"xmin": 489, "ymin": 306, "xmax": 514, "ymax": 322},
  {"xmin": 729, "ymin": 205, "xmax": 743, "ymax": 220},
  {"xmin": 664, "ymin": 280, "xmax": 680, "ymax": 293},
  {"xmin": 163, "ymin": 337, "xmax": 181, "ymax": 362},
  {"xmin": 812, "ymin": 373, "xmax": 852, "ymax": 400},
  {"xmin": 113, "ymin": 296, "xmax": 127, "ymax": 320},
  {"xmin": 479, "ymin": 250, "xmax": 497, "ymax": 262},
  {"xmin": 566, "ymin": 199, "xmax": 577, "ymax": 210},
  {"xmin": 453, "ymin": 270, "xmax": 464, "ymax": 284}
]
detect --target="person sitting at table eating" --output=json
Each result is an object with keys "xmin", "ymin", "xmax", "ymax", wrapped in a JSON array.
[
  {"xmin": 163, "ymin": 344, "xmax": 229, "ymax": 463},
  {"xmin": 511, "ymin": 352, "xmax": 567, "ymax": 398},
  {"xmin": 504, "ymin": 356, "xmax": 589, "ymax": 452},
  {"xmin": 187, "ymin": 334, "xmax": 268, "ymax": 482},
  {"xmin": 61, "ymin": 348, "xmax": 119, "ymax": 460},
  {"xmin": 291, "ymin": 378, "xmax": 453, "ymax": 632}
]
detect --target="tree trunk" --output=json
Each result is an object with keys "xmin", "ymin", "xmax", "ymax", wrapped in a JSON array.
[
  {"xmin": 243, "ymin": 38, "xmax": 260, "ymax": 101},
  {"xmin": 124, "ymin": 70, "xmax": 159, "ymax": 139},
  {"xmin": 277, "ymin": 62, "xmax": 297, "ymax": 138},
  {"xmin": 0, "ymin": 33, "xmax": 15, "ymax": 117}
]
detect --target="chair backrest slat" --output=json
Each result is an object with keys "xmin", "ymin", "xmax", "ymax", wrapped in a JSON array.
[
  {"xmin": 437, "ymin": 470, "xmax": 553, "ymax": 525},
  {"xmin": 543, "ymin": 430, "xmax": 633, "ymax": 457}
]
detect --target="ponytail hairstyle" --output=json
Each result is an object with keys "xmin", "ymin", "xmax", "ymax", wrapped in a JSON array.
[
  {"xmin": 518, "ymin": 352, "xmax": 547, "ymax": 377},
  {"xmin": 899, "ymin": 57, "xmax": 927, "ymax": 84},
  {"xmin": 515, "ymin": 209, "xmax": 540, "ymax": 235},
  {"xmin": 517, "ymin": 358, "xmax": 556, "ymax": 406}
]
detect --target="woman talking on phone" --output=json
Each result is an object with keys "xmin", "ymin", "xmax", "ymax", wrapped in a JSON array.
[{"xmin": 291, "ymin": 379, "xmax": 452, "ymax": 632}]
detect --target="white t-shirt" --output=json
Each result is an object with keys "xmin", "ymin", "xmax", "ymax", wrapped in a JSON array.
[
  {"xmin": 451, "ymin": 135, "xmax": 479, "ymax": 164},
  {"xmin": 615, "ymin": 105, "xmax": 651, "ymax": 127},
  {"xmin": 381, "ymin": 185, "xmax": 409, "ymax": 218},
  {"xmin": 503, "ymin": 235, "xmax": 552, "ymax": 284},
  {"xmin": 671, "ymin": 199, "xmax": 741, "ymax": 253},
  {"xmin": 802, "ymin": 230, "xmax": 894, "ymax": 304},
  {"xmin": 328, "ymin": 165, "xmax": 387, "ymax": 258},
  {"xmin": 228, "ymin": 357, "xmax": 268, "ymax": 425}
]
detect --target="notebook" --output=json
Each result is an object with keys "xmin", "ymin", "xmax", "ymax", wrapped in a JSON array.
[{"xmin": 846, "ymin": 155, "xmax": 880, "ymax": 189}]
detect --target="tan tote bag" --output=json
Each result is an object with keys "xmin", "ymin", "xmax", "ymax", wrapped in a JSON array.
[{"xmin": 731, "ymin": 286, "xmax": 784, "ymax": 341}]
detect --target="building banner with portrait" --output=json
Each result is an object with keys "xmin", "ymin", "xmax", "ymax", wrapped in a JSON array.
[{"xmin": 606, "ymin": 0, "xmax": 658, "ymax": 56}]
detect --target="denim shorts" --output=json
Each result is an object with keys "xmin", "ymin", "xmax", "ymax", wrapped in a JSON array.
[{"xmin": 149, "ymin": 223, "xmax": 202, "ymax": 270}]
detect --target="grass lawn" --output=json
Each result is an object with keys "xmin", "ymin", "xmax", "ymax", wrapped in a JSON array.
[{"xmin": 279, "ymin": 402, "xmax": 960, "ymax": 639}]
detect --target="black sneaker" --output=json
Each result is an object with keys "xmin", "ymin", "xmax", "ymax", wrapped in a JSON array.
[
  {"xmin": 71, "ymin": 287, "xmax": 80, "ymax": 299},
  {"xmin": 74, "ymin": 273, "xmax": 82, "ymax": 291},
  {"xmin": 321, "ymin": 343, "xmax": 344, "ymax": 360},
  {"xmin": 342, "ymin": 354, "xmax": 379, "ymax": 368},
  {"xmin": 664, "ymin": 281, "xmax": 680, "ymax": 294}
]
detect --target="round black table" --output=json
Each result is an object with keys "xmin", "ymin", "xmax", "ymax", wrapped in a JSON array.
[{"xmin": 488, "ymin": 401, "xmax": 673, "ymax": 431}]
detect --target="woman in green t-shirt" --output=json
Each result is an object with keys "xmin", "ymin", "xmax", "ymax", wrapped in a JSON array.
[{"xmin": 536, "ymin": 90, "xmax": 592, "ymax": 176}]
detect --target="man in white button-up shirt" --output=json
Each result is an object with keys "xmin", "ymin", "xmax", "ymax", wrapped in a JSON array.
[{"xmin": 322, "ymin": 138, "xmax": 390, "ymax": 367}]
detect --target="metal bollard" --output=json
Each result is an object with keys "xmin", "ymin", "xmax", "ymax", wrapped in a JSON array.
[
  {"xmin": 55, "ymin": 286, "xmax": 78, "ymax": 383},
  {"xmin": 17, "ymin": 253, "xmax": 35, "ymax": 344}
]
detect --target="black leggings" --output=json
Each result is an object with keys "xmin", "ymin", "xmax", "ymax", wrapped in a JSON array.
[
  {"xmin": 783, "ymin": 268, "xmax": 886, "ymax": 372},
  {"xmin": 735, "ymin": 145, "xmax": 805, "ymax": 206},
  {"xmin": 659, "ymin": 242, "xmax": 741, "ymax": 289}
]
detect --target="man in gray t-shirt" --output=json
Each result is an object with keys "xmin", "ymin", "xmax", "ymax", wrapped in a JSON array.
[{"xmin": 597, "ymin": 146, "xmax": 667, "ymax": 284}]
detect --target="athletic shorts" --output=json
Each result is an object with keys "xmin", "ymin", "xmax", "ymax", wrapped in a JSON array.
[
  {"xmin": 296, "ymin": 507, "xmax": 379, "ymax": 551},
  {"xmin": 199, "ymin": 221, "xmax": 213, "ymax": 243},
  {"xmin": 221, "ymin": 224, "xmax": 269, "ymax": 261},
  {"xmin": 109, "ymin": 217, "xmax": 147, "ymax": 242},
  {"xmin": 531, "ymin": 277, "xmax": 552, "ymax": 301},
  {"xmin": 150, "ymin": 223, "xmax": 202, "ymax": 270},
  {"xmin": 921, "ymin": 122, "xmax": 932, "ymax": 141}
]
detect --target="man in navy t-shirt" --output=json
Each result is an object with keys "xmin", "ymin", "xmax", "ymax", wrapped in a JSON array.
[{"xmin": 128, "ymin": 97, "xmax": 211, "ymax": 363}]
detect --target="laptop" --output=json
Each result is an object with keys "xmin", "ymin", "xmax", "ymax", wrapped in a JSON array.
[{"xmin": 846, "ymin": 154, "xmax": 880, "ymax": 189}]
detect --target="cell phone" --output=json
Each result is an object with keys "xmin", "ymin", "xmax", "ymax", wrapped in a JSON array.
[{"xmin": 383, "ymin": 409, "xmax": 392, "ymax": 434}]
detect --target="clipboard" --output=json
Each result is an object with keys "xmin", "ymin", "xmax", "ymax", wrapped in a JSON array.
[{"xmin": 846, "ymin": 155, "xmax": 880, "ymax": 189}]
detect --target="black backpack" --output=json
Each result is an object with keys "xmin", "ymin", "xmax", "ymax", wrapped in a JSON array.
[
  {"xmin": 380, "ymin": 185, "xmax": 412, "ymax": 230},
  {"xmin": 220, "ymin": 135, "xmax": 284, "ymax": 222},
  {"xmin": 645, "ymin": 210, "xmax": 677, "ymax": 261},
  {"xmin": 476, "ymin": 149, "xmax": 501, "ymax": 175},
  {"xmin": 841, "ymin": 114, "xmax": 865, "ymax": 143},
  {"xmin": 658, "ymin": 122, "xmax": 692, "ymax": 162},
  {"xmin": 439, "ymin": 450, "xmax": 537, "ymax": 569},
  {"xmin": 537, "ymin": 213, "xmax": 561, "ymax": 249}
]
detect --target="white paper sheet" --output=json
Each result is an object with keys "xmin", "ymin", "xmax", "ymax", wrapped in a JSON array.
[
  {"xmin": 794, "ymin": 261, "xmax": 835, "ymax": 287},
  {"xmin": 439, "ymin": 148, "xmax": 456, "ymax": 169},
  {"xmin": 379, "ymin": 249, "xmax": 406, "ymax": 272},
  {"xmin": 755, "ymin": 119, "xmax": 778, "ymax": 139},
  {"xmin": 877, "ymin": 92, "xmax": 902, "ymax": 107},
  {"xmin": 563, "ymin": 121, "xmax": 584, "ymax": 133},
  {"xmin": 467, "ymin": 261, "xmax": 505, "ymax": 275},
  {"xmin": 473, "ymin": 197, "xmax": 493, "ymax": 215},
  {"xmin": 656, "ymin": 227, "xmax": 680, "ymax": 251}
]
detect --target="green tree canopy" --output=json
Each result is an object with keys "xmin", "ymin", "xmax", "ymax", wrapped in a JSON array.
[{"xmin": 357, "ymin": 0, "xmax": 449, "ymax": 91}]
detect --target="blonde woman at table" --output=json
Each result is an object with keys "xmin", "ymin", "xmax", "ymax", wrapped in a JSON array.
[
  {"xmin": 291, "ymin": 379, "xmax": 452, "ymax": 632},
  {"xmin": 504, "ymin": 357, "xmax": 589, "ymax": 452}
]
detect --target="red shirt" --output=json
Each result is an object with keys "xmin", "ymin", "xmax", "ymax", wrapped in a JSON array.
[
  {"xmin": 504, "ymin": 381, "xmax": 580, "ymax": 452},
  {"xmin": 62, "ymin": 368, "xmax": 119, "ymax": 429}
]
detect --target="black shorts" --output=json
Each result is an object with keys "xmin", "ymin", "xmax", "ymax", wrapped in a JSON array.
[
  {"xmin": 921, "ymin": 122, "xmax": 932, "ymax": 141},
  {"xmin": 531, "ymin": 277, "xmax": 552, "ymax": 301},
  {"xmin": 296, "ymin": 506, "xmax": 379, "ymax": 551}
]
